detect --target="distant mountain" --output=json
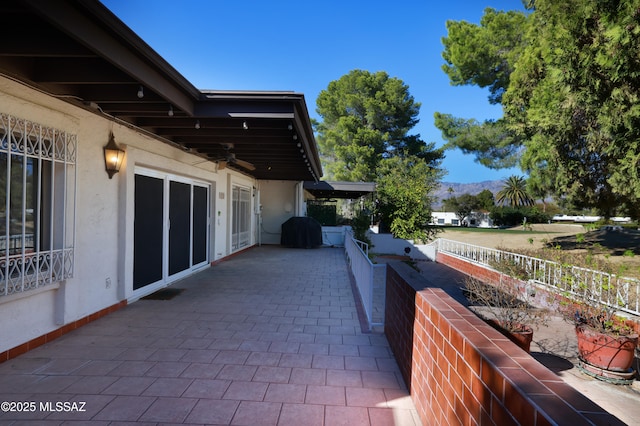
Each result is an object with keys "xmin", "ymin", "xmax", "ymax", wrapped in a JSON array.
[{"xmin": 432, "ymin": 180, "xmax": 504, "ymax": 208}]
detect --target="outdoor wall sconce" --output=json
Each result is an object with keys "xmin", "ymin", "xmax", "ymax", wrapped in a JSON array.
[{"xmin": 104, "ymin": 132, "xmax": 125, "ymax": 179}]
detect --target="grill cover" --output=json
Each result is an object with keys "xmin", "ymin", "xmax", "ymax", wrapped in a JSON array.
[{"xmin": 280, "ymin": 217, "xmax": 322, "ymax": 248}]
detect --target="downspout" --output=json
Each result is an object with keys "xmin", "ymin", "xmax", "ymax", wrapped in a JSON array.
[
  {"xmin": 295, "ymin": 181, "xmax": 305, "ymax": 216},
  {"xmin": 255, "ymin": 183, "xmax": 262, "ymax": 246}
]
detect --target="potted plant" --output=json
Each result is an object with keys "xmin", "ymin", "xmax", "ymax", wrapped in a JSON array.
[
  {"xmin": 464, "ymin": 276, "xmax": 548, "ymax": 352},
  {"xmin": 560, "ymin": 275, "xmax": 639, "ymax": 383}
]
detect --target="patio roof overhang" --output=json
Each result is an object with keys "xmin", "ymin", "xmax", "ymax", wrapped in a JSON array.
[
  {"xmin": 304, "ymin": 181, "xmax": 376, "ymax": 199},
  {"xmin": 0, "ymin": 0, "xmax": 322, "ymax": 181}
]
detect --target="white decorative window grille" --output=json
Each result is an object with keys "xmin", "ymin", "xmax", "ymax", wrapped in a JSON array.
[
  {"xmin": 0, "ymin": 113, "xmax": 76, "ymax": 296},
  {"xmin": 231, "ymin": 185, "xmax": 251, "ymax": 250}
]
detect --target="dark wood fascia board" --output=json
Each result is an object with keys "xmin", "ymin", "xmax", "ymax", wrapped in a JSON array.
[
  {"xmin": 22, "ymin": 0, "xmax": 198, "ymax": 115},
  {"xmin": 292, "ymin": 96, "xmax": 322, "ymax": 180}
]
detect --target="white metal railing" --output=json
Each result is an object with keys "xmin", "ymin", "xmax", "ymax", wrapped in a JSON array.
[
  {"xmin": 345, "ymin": 230, "xmax": 386, "ymax": 328},
  {"xmin": 436, "ymin": 238, "xmax": 640, "ymax": 317},
  {"xmin": 0, "ymin": 248, "xmax": 73, "ymax": 296}
]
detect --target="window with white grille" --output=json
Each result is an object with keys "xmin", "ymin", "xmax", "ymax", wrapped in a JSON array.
[{"xmin": 0, "ymin": 113, "xmax": 76, "ymax": 296}]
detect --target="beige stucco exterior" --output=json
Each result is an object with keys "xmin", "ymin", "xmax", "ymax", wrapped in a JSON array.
[{"xmin": 0, "ymin": 76, "xmax": 305, "ymax": 353}]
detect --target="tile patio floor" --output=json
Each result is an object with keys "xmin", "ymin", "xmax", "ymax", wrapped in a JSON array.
[{"xmin": 0, "ymin": 246, "xmax": 420, "ymax": 425}]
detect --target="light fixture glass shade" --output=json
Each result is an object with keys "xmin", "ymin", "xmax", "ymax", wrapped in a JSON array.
[{"xmin": 104, "ymin": 132, "xmax": 125, "ymax": 179}]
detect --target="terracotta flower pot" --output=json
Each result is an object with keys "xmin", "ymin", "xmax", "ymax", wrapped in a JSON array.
[
  {"xmin": 508, "ymin": 327, "xmax": 534, "ymax": 353},
  {"xmin": 487, "ymin": 319, "xmax": 534, "ymax": 353},
  {"xmin": 575, "ymin": 323, "xmax": 638, "ymax": 372}
]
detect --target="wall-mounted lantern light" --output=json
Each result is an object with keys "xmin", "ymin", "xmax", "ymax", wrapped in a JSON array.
[{"xmin": 104, "ymin": 132, "xmax": 125, "ymax": 179}]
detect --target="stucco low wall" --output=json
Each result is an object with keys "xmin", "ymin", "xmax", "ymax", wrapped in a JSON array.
[
  {"xmin": 385, "ymin": 261, "xmax": 621, "ymax": 425},
  {"xmin": 368, "ymin": 232, "xmax": 436, "ymax": 261},
  {"xmin": 321, "ymin": 226, "xmax": 347, "ymax": 247}
]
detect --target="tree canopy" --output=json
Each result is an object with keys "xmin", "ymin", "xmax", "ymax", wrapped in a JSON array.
[
  {"xmin": 496, "ymin": 175, "xmax": 534, "ymax": 207},
  {"xmin": 316, "ymin": 69, "xmax": 442, "ymax": 182},
  {"xmin": 316, "ymin": 69, "xmax": 445, "ymax": 241},
  {"xmin": 443, "ymin": 193, "xmax": 481, "ymax": 223},
  {"xmin": 376, "ymin": 155, "xmax": 442, "ymax": 242},
  {"xmin": 437, "ymin": 0, "xmax": 640, "ymax": 219}
]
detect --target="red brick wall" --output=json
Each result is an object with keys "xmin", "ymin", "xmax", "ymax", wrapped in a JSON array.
[
  {"xmin": 436, "ymin": 252, "xmax": 503, "ymax": 285},
  {"xmin": 385, "ymin": 262, "xmax": 621, "ymax": 425}
]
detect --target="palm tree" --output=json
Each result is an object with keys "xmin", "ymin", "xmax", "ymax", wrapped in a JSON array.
[{"xmin": 496, "ymin": 175, "xmax": 534, "ymax": 207}]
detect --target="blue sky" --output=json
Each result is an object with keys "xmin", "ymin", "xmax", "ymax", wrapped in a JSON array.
[{"xmin": 101, "ymin": 0, "xmax": 524, "ymax": 183}]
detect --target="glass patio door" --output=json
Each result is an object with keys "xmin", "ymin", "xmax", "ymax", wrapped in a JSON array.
[{"xmin": 133, "ymin": 169, "xmax": 210, "ymax": 295}]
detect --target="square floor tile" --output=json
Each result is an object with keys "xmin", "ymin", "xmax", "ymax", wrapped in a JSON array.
[
  {"xmin": 289, "ymin": 368, "xmax": 326, "ymax": 385},
  {"xmin": 312, "ymin": 355, "xmax": 344, "ymax": 369},
  {"xmin": 264, "ymin": 383, "xmax": 306, "ymax": 403},
  {"xmin": 182, "ymin": 378, "xmax": 230, "ymax": 399},
  {"xmin": 185, "ymin": 399, "xmax": 239, "ymax": 424},
  {"xmin": 246, "ymin": 351, "xmax": 282, "ymax": 366},
  {"xmin": 103, "ymin": 376, "xmax": 156, "ymax": 396},
  {"xmin": 325, "ymin": 405, "xmax": 370, "ymax": 425},
  {"xmin": 361, "ymin": 371, "xmax": 402, "ymax": 389},
  {"xmin": 108, "ymin": 360, "xmax": 155, "ymax": 376},
  {"xmin": 278, "ymin": 353, "xmax": 312, "ymax": 368},
  {"xmin": 305, "ymin": 385, "xmax": 345, "ymax": 405},
  {"xmin": 223, "ymin": 380, "xmax": 268, "ymax": 401},
  {"xmin": 269, "ymin": 341, "xmax": 301, "ymax": 354},
  {"xmin": 327, "ymin": 369, "xmax": 362, "ymax": 387},
  {"xmin": 137, "ymin": 396, "xmax": 198, "ymax": 423},
  {"xmin": 179, "ymin": 349, "xmax": 219, "ymax": 363},
  {"xmin": 278, "ymin": 403, "xmax": 324, "ymax": 425},
  {"xmin": 141, "ymin": 377, "xmax": 193, "ymax": 396},
  {"xmin": 346, "ymin": 387, "xmax": 387, "ymax": 407},
  {"xmin": 144, "ymin": 361, "xmax": 189, "ymax": 377},
  {"xmin": 62, "ymin": 375, "xmax": 119, "ymax": 394},
  {"xmin": 94, "ymin": 395, "xmax": 156, "ymax": 421},
  {"xmin": 252, "ymin": 366, "xmax": 292, "ymax": 383},
  {"xmin": 217, "ymin": 364, "xmax": 258, "ymax": 381},
  {"xmin": 231, "ymin": 400, "xmax": 282, "ymax": 425},
  {"xmin": 213, "ymin": 350, "xmax": 251, "ymax": 364},
  {"xmin": 299, "ymin": 343, "xmax": 328, "ymax": 355}
]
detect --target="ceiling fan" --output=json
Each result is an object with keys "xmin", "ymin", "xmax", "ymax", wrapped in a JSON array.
[{"xmin": 214, "ymin": 143, "xmax": 256, "ymax": 171}]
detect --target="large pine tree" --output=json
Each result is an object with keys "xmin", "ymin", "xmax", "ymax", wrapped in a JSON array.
[
  {"xmin": 315, "ymin": 69, "xmax": 444, "ymax": 241},
  {"xmin": 437, "ymin": 0, "xmax": 640, "ymax": 219}
]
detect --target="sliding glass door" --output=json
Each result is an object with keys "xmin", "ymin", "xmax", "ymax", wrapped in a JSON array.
[{"xmin": 133, "ymin": 169, "xmax": 210, "ymax": 295}]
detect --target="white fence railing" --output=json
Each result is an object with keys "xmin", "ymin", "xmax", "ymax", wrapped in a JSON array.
[
  {"xmin": 436, "ymin": 238, "xmax": 640, "ymax": 317},
  {"xmin": 1, "ymin": 248, "xmax": 74, "ymax": 296},
  {"xmin": 345, "ymin": 231, "xmax": 386, "ymax": 329}
]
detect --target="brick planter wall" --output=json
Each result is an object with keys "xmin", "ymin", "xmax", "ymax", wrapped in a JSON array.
[
  {"xmin": 436, "ymin": 252, "xmax": 502, "ymax": 285},
  {"xmin": 385, "ymin": 261, "xmax": 622, "ymax": 425}
]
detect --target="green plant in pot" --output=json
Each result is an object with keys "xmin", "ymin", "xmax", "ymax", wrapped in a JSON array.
[
  {"xmin": 464, "ymin": 276, "xmax": 548, "ymax": 352},
  {"xmin": 560, "ymin": 271, "xmax": 639, "ymax": 384}
]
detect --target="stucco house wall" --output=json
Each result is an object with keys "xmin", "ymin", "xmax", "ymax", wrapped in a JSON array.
[
  {"xmin": 0, "ymin": 75, "xmax": 285, "ymax": 354},
  {"xmin": 430, "ymin": 211, "xmax": 460, "ymax": 226},
  {"xmin": 258, "ymin": 180, "xmax": 301, "ymax": 245}
]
